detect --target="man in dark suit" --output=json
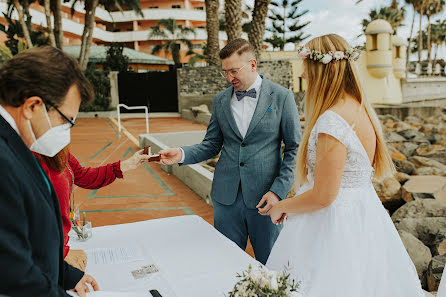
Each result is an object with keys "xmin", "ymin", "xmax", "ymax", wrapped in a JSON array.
[{"xmin": 0, "ymin": 46, "xmax": 98, "ymax": 297}]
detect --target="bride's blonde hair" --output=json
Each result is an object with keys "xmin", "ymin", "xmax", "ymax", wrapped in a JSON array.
[{"xmin": 296, "ymin": 34, "xmax": 395, "ymax": 185}]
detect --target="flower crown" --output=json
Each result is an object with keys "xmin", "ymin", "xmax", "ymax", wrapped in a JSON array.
[{"xmin": 296, "ymin": 45, "xmax": 361, "ymax": 64}]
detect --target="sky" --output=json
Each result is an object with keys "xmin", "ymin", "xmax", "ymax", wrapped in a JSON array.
[{"xmin": 244, "ymin": 0, "xmax": 446, "ymax": 60}]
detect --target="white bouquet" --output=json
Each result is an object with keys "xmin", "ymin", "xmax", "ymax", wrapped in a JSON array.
[{"xmin": 228, "ymin": 265, "xmax": 301, "ymax": 297}]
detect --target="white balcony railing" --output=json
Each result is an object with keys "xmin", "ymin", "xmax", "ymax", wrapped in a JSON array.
[
  {"xmin": 64, "ymin": 1, "xmax": 205, "ymax": 23},
  {"xmin": 0, "ymin": 2, "xmax": 226, "ymax": 43}
]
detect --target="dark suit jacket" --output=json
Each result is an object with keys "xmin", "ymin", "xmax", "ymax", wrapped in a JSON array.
[{"xmin": 0, "ymin": 115, "xmax": 83, "ymax": 297}]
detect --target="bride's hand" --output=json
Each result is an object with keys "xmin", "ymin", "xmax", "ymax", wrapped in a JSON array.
[{"xmin": 269, "ymin": 204, "xmax": 286, "ymax": 225}]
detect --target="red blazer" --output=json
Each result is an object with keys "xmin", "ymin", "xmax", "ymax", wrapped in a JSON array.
[{"xmin": 34, "ymin": 153, "xmax": 123, "ymax": 258}]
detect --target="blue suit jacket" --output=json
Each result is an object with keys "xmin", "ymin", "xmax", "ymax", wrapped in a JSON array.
[
  {"xmin": 0, "ymin": 115, "xmax": 83, "ymax": 297},
  {"xmin": 182, "ymin": 77, "xmax": 302, "ymax": 209}
]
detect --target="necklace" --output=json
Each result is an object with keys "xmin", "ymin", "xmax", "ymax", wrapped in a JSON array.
[{"xmin": 62, "ymin": 161, "xmax": 75, "ymax": 219}]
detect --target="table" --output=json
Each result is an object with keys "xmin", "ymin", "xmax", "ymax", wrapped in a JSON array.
[{"xmin": 68, "ymin": 215, "xmax": 260, "ymax": 297}]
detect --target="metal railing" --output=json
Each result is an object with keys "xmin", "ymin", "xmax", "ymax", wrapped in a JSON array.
[{"xmin": 117, "ymin": 104, "xmax": 149, "ymax": 135}]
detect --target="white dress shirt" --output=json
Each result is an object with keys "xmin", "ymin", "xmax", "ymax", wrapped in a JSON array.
[
  {"xmin": 0, "ymin": 105, "xmax": 19, "ymax": 134},
  {"xmin": 179, "ymin": 75, "xmax": 263, "ymax": 163},
  {"xmin": 231, "ymin": 74, "xmax": 262, "ymax": 138}
]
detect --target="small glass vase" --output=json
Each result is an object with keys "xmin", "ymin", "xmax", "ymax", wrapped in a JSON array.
[{"xmin": 72, "ymin": 221, "xmax": 92, "ymax": 241}]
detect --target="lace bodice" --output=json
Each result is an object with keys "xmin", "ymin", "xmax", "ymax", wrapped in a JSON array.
[{"xmin": 306, "ymin": 110, "xmax": 374, "ymax": 188}]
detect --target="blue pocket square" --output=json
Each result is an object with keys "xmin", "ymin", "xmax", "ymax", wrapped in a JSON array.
[{"xmin": 267, "ymin": 107, "xmax": 272, "ymax": 111}]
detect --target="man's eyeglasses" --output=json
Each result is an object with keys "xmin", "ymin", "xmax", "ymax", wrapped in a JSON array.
[
  {"xmin": 220, "ymin": 60, "xmax": 253, "ymax": 78},
  {"xmin": 46, "ymin": 101, "xmax": 76, "ymax": 128}
]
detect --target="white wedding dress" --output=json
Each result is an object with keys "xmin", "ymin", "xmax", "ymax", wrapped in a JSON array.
[{"xmin": 266, "ymin": 110, "xmax": 424, "ymax": 297}]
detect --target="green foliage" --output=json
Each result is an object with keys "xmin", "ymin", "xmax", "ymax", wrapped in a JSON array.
[
  {"xmin": 104, "ymin": 43, "xmax": 129, "ymax": 72},
  {"xmin": 80, "ymin": 64, "xmax": 112, "ymax": 112},
  {"xmin": 0, "ymin": 44, "xmax": 13, "ymax": 66},
  {"xmin": 361, "ymin": 0, "xmax": 406, "ymax": 35},
  {"xmin": 228, "ymin": 265, "xmax": 300, "ymax": 297},
  {"xmin": 149, "ymin": 18, "xmax": 196, "ymax": 67},
  {"xmin": 0, "ymin": 5, "xmax": 49, "ymax": 55},
  {"xmin": 266, "ymin": 0, "xmax": 311, "ymax": 50}
]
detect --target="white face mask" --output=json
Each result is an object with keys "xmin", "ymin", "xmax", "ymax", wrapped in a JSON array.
[{"xmin": 28, "ymin": 104, "xmax": 71, "ymax": 157}]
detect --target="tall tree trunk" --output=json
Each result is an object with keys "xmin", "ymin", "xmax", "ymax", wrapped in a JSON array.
[
  {"xmin": 205, "ymin": 0, "xmax": 220, "ymax": 66},
  {"xmin": 53, "ymin": 0, "xmax": 63, "ymax": 49},
  {"xmin": 22, "ymin": 0, "xmax": 31, "ymax": 31},
  {"xmin": 418, "ymin": 4, "xmax": 424, "ymax": 64},
  {"xmin": 44, "ymin": 0, "xmax": 56, "ymax": 47},
  {"xmin": 225, "ymin": 0, "xmax": 242, "ymax": 42},
  {"xmin": 282, "ymin": 5, "xmax": 285, "ymax": 50},
  {"xmin": 406, "ymin": 10, "xmax": 415, "ymax": 78},
  {"xmin": 248, "ymin": 0, "xmax": 271, "ymax": 60},
  {"xmin": 79, "ymin": 0, "xmax": 99, "ymax": 70},
  {"xmin": 427, "ymin": 15, "xmax": 432, "ymax": 66},
  {"xmin": 13, "ymin": 0, "xmax": 33, "ymax": 48},
  {"xmin": 433, "ymin": 43, "xmax": 439, "ymax": 66}
]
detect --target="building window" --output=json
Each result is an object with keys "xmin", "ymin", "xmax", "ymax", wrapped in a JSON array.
[
  {"xmin": 395, "ymin": 46, "xmax": 401, "ymax": 58},
  {"xmin": 149, "ymin": 6, "xmax": 158, "ymax": 9},
  {"xmin": 370, "ymin": 34, "xmax": 377, "ymax": 51},
  {"xmin": 172, "ymin": 4, "xmax": 181, "ymax": 9},
  {"xmin": 195, "ymin": 6, "xmax": 204, "ymax": 10}
]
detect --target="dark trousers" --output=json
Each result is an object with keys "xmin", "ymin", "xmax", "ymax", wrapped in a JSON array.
[{"xmin": 212, "ymin": 184, "xmax": 282, "ymax": 265}]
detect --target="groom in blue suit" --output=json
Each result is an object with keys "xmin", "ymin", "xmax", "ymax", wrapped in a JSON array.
[{"xmin": 159, "ymin": 38, "xmax": 301, "ymax": 264}]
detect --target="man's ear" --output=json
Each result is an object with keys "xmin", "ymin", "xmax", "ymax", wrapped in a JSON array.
[
  {"xmin": 22, "ymin": 97, "xmax": 44, "ymax": 120},
  {"xmin": 251, "ymin": 59, "xmax": 258, "ymax": 72}
]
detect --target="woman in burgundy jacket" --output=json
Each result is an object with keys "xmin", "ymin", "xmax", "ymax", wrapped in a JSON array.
[{"xmin": 34, "ymin": 147, "xmax": 149, "ymax": 271}]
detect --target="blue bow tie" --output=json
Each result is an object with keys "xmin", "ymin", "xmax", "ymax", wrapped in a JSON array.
[{"xmin": 235, "ymin": 89, "xmax": 257, "ymax": 101}]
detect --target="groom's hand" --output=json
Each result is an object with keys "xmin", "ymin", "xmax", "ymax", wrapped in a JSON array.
[
  {"xmin": 257, "ymin": 191, "xmax": 280, "ymax": 215},
  {"xmin": 158, "ymin": 148, "xmax": 183, "ymax": 165}
]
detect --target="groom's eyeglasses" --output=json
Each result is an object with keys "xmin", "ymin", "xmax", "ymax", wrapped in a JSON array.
[{"xmin": 220, "ymin": 60, "xmax": 253, "ymax": 78}]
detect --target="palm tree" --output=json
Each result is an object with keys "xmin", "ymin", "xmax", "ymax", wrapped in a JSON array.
[
  {"xmin": 416, "ymin": 0, "xmax": 430, "ymax": 63},
  {"xmin": 10, "ymin": 0, "xmax": 33, "ymax": 47},
  {"xmin": 225, "ymin": 0, "xmax": 242, "ymax": 41},
  {"xmin": 50, "ymin": 0, "xmax": 63, "ymax": 49},
  {"xmin": 205, "ymin": 0, "xmax": 220, "ymax": 66},
  {"xmin": 149, "ymin": 18, "xmax": 196, "ymax": 67},
  {"xmin": 73, "ymin": 0, "xmax": 143, "ymax": 69},
  {"xmin": 43, "ymin": 0, "xmax": 56, "ymax": 47},
  {"xmin": 248, "ymin": 0, "xmax": 271, "ymax": 59},
  {"xmin": 430, "ymin": 19, "xmax": 446, "ymax": 66},
  {"xmin": 405, "ymin": 0, "xmax": 424, "ymax": 76},
  {"xmin": 361, "ymin": 1, "xmax": 406, "ymax": 34},
  {"xmin": 424, "ymin": 0, "xmax": 445, "ymax": 65}
]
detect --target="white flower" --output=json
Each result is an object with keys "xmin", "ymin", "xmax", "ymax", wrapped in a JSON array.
[
  {"xmin": 333, "ymin": 51, "xmax": 344, "ymax": 60},
  {"xmin": 346, "ymin": 47, "xmax": 354, "ymax": 55},
  {"xmin": 259, "ymin": 276, "xmax": 270, "ymax": 288},
  {"xmin": 321, "ymin": 54, "xmax": 332, "ymax": 64},
  {"xmin": 298, "ymin": 47, "xmax": 310, "ymax": 60},
  {"xmin": 248, "ymin": 270, "xmax": 262, "ymax": 283},
  {"xmin": 270, "ymin": 276, "xmax": 279, "ymax": 290},
  {"xmin": 350, "ymin": 51, "xmax": 360, "ymax": 61}
]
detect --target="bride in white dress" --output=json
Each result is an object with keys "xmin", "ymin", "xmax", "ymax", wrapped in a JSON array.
[{"xmin": 262, "ymin": 34, "xmax": 424, "ymax": 296}]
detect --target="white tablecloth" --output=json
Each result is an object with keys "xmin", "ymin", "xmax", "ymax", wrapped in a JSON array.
[{"xmin": 68, "ymin": 215, "xmax": 260, "ymax": 297}]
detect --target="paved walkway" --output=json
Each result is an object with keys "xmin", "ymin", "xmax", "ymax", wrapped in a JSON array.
[{"xmin": 71, "ymin": 117, "xmax": 254, "ymax": 257}]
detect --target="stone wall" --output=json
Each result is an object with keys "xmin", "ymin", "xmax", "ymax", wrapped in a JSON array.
[
  {"xmin": 402, "ymin": 78, "xmax": 446, "ymax": 103},
  {"xmin": 177, "ymin": 60, "xmax": 294, "ymax": 113}
]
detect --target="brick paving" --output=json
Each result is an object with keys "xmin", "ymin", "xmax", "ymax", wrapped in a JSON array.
[{"xmin": 71, "ymin": 117, "xmax": 254, "ymax": 257}]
